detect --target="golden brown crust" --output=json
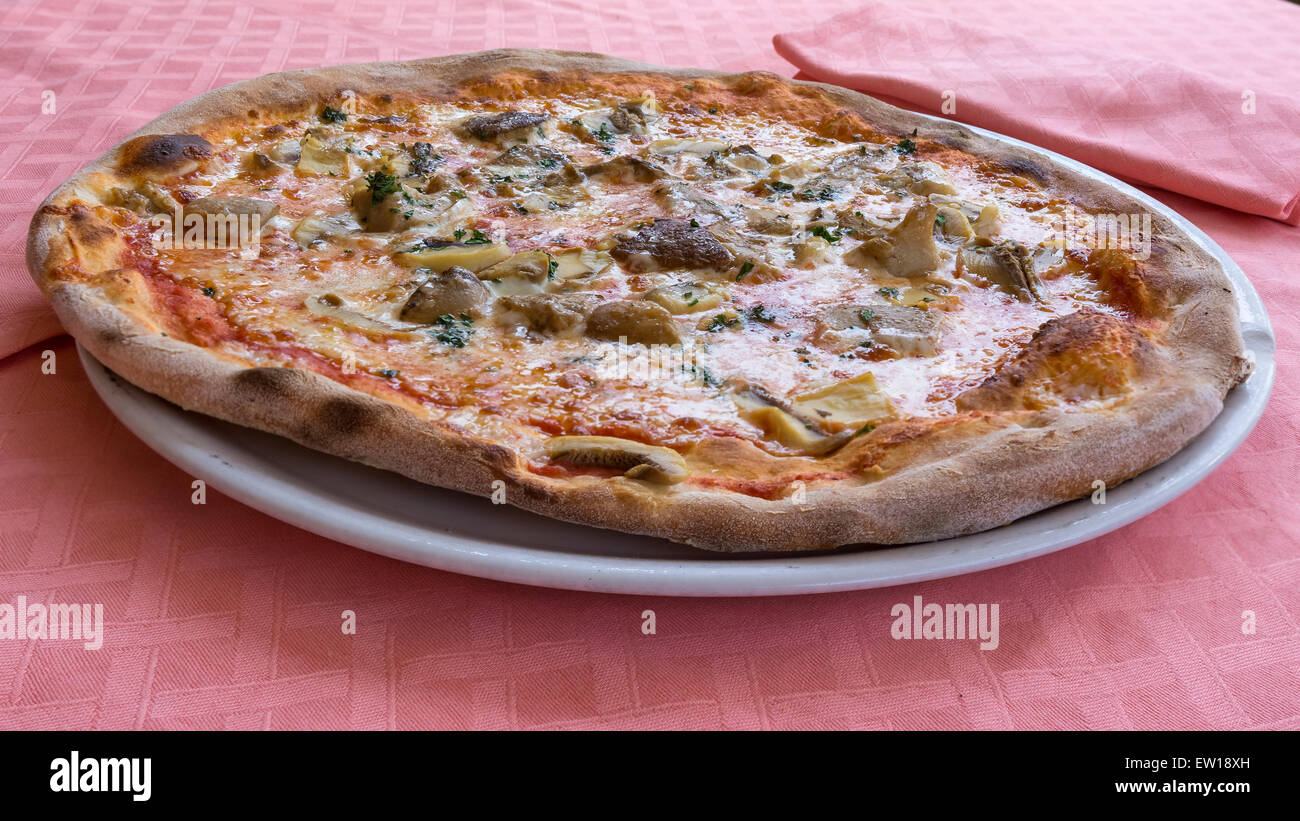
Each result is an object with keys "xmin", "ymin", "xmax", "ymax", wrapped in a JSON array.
[{"xmin": 27, "ymin": 49, "xmax": 1252, "ymax": 552}]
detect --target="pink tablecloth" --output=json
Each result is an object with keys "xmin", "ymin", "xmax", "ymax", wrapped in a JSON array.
[{"xmin": 1, "ymin": 0, "xmax": 1297, "ymax": 730}]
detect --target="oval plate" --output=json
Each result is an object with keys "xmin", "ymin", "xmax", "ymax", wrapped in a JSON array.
[{"xmin": 77, "ymin": 124, "xmax": 1275, "ymax": 596}]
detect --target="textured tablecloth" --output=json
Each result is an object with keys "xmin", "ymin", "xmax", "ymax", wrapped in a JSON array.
[{"xmin": 1, "ymin": 0, "xmax": 1297, "ymax": 730}]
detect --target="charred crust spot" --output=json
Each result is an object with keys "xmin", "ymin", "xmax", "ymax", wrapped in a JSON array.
[
  {"xmin": 1085, "ymin": 249, "xmax": 1170, "ymax": 317},
  {"xmin": 311, "ymin": 397, "xmax": 375, "ymax": 439},
  {"xmin": 1000, "ymin": 157, "xmax": 1048, "ymax": 184},
  {"xmin": 68, "ymin": 205, "xmax": 117, "ymax": 248},
  {"xmin": 957, "ymin": 312, "xmax": 1150, "ymax": 410},
  {"xmin": 233, "ymin": 366, "xmax": 306, "ymax": 402},
  {"xmin": 118, "ymin": 134, "xmax": 212, "ymax": 179}
]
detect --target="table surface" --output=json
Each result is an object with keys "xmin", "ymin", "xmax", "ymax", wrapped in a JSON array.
[{"xmin": 0, "ymin": 0, "xmax": 1297, "ymax": 730}]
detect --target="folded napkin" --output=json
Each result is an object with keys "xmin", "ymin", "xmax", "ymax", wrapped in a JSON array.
[{"xmin": 774, "ymin": 2, "xmax": 1300, "ymax": 225}]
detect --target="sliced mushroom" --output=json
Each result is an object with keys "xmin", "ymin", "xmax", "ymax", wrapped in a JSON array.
[
  {"xmin": 586, "ymin": 300, "xmax": 682, "ymax": 345},
  {"xmin": 399, "ymin": 266, "xmax": 492, "ymax": 322},
  {"xmin": 960, "ymin": 240, "xmax": 1043, "ymax": 300},
  {"xmin": 611, "ymin": 218, "xmax": 733, "ymax": 272},
  {"xmin": 185, "ymin": 197, "xmax": 278, "ymax": 223},
  {"xmin": 544, "ymin": 435, "xmax": 687, "ymax": 484},
  {"xmin": 744, "ymin": 207, "xmax": 795, "ymax": 236},
  {"xmin": 814, "ymin": 304, "xmax": 941, "ymax": 357},
  {"xmin": 582, "ymin": 155, "xmax": 667, "ymax": 183},
  {"xmin": 463, "ymin": 111, "xmax": 549, "ymax": 140},
  {"xmin": 496, "ymin": 294, "xmax": 594, "ymax": 335}
]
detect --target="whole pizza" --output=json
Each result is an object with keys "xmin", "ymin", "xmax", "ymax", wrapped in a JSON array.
[{"xmin": 26, "ymin": 49, "xmax": 1253, "ymax": 552}]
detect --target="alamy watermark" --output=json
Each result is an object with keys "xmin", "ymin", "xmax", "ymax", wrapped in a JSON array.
[
  {"xmin": 891, "ymin": 595, "xmax": 999, "ymax": 651},
  {"xmin": 0, "ymin": 596, "xmax": 103, "ymax": 650},
  {"xmin": 148, "ymin": 206, "xmax": 262, "ymax": 260},
  {"xmin": 1046, "ymin": 205, "xmax": 1153, "ymax": 260}
]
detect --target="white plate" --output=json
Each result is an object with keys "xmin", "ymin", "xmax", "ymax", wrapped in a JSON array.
[{"xmin": 77, "ymin": 126, "xmax": 1275, "ymax": 596}]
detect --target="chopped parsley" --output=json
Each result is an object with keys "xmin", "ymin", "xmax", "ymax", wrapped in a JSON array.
[
  {"xmin": 797, "ymin": 185, "xmax": 838, "ymax": 202},
  {"xmin": 320, "ymin": 106, "xmax": 348, "ymax": 123},
  {"xmin": 365, "ymin": 171, "xmax": 400, "ymax": 203},
  {"xmin": 746, "ymin": 304, "xmax": 776, "ymax": 323},
  {"xmin": 547, "ymin": 258, "xmax": 558, "ymax": 280},
  {"xmin": 201, "ymin": 286, "xmax": 216, "ymax": 298},
  {"xmin": 463, "ymin": 229, "xmax": 490, "ymax": 245},
  {"xmin": 935, "ymin": 213, "xmax": 947, "ymax": 227},
  {"xmin": 431, "ymin": 313, "xmax": 475, "ymax": 348},
  {"xmin": 894, "ymin": 129, "xmax": 919, "ymax": 155},
  {"xmin": 769, "ymin": 181, "xmax": 795, "ymax": 193},
  {"xmin": 811, "ymin": 225, "xmax": 842, "ymax": 243},
  {"xmin": 378, "ymin": 369, "xmax": 399, "ymax": 378},
  {"xmin": 858, "ymin": 308, "xmax": 875, "ymax": 324},
  {"xmin": 595, "ymin": 122, "xmax": 614, "ymax": 142},
  {"xmin": 853, "ymin": 423, "xmax": 877, "ymax": 437},
  {"xmin": 736, "ymin": 261, "xmax": 755, "ymax": 281},
  {"xmin": 449, "ymin": 190, "xmax": 467, "ymax": 200},
  {"xmin": 878, "ymin": 286, "xmax": 901, "ymax": 299},
  {"xmin": 453, "ymin": 229, "xmax": 466, "ymax": 240},
  {"xmin": 706, "ymin": 313, "xmax": 742, "ymax": 332}
]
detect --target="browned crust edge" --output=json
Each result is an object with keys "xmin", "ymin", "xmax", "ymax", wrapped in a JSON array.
[{"xmin": 26, "ymin": 48, "xmax": 1252, "ymax": 552}]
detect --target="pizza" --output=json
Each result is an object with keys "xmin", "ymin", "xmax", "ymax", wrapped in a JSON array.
[{"xmin": 26, "ymin": 49, "xmax": 1253, "ymax": 552}]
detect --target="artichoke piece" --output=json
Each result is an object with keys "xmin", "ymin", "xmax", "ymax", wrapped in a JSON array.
[
  {"xmin": 934, "ymin": 204, "xmax": 973, "ymax": 240},
  {"xmin": 544, "ymin": 435, "xmax": 687, "ymax": 484},
  {"xmin": 463, "ymin": 111, "xmax": 549, "ymax": 140},
  {"xmin": 644, "ymin": 282, "xmax": 724, "ymax": 314},
  {"xmin": 648, "ymin": 138, "xmax": 728, "ymax": 156},
  {"xmin": 477, "ymin": 250, "xmax": 553, "ymax": 296},
  {"xmin": 292, "ymin": 212, "xmax": 363, "ymax": 247},
  {"xmin": 792, "ymin": 372, "xmax": 896, "ymax": 430},
  {"xmin": 551, "ymin": 248, "xmax": 612, "ymax": 279},
  {"xmin": 477, "ymin": 250, "xmax": 552, "ymax": 282},
  {"xmin": 296, "ymin": 135, "xmax": 348, "ymax": 176},
  {"xmin": 845, "ymin": 202, "xmax": 940, "ymax": 278},
  {"xmin": 960, "ymin": 240, "xmax": 1043, "ymax": 300},
  {"xmin": 732, "ymin": 385, "xmax": 850, "ymax": 456},
  {"xmin": 878, "ymin": 161, "xmax": 957, "ymax": 196},
  {"xmin": 586, "ymin": 300, "xmax": 681, "ymax": 345},
  {"xmin": 394, "ymin": 240, "xmax": 511, "ymax": 272},
  {"xmin": 399, "ymin": 266, "xmax": 492, "ymax": 322}
]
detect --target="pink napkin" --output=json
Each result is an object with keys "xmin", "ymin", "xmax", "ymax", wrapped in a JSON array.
[{"xmin": 774, "ymin": 2, "xmax": 1300, "ymax": 224}]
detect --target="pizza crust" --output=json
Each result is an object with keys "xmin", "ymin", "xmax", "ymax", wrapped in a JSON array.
[{"xmin": 27, "ymin": 49, "xmax": 1252, "ymax": 552}]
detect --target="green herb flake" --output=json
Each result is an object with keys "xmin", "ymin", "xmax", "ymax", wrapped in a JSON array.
[
  {"xmin": 736, "ymin": 261, "xmax": 755, "ymax": 281},
  {"xmin": 366, "ymin": 171, "xmax": 400, "ymax": 203},
  {"xmin": 320, "ymin": 106, "xmax": 348, "ymax": 123}
]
